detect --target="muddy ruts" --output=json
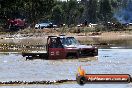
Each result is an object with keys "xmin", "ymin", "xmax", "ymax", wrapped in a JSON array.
[{"xmin": 0, "ymin": 79, "xmax": 75, "ymax": 85}]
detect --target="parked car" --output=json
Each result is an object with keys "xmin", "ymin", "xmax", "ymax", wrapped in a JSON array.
[{"xmin": 35, "ymin": 21, "xmax": 57, "ymax": 29}]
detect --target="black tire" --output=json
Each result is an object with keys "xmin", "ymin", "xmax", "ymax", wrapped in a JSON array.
[
  {"xmin": 93, "ymin": 52, "xmax": 98, "ymax": 56},
  {"xmin": 66, "ymin": 53, "xmax": 78, "ymax": 59},
  {"xmin": 76, "ymin": 75, "xmax": 86, "ymax": 85},
  {"xmin": 38, "ymin": 25, "xmax": 41, "ymax": 29},
  {"xmin": 67, "ymin": 55, "xmax": 77, "ymax": 59},
  {"xmin": 41, "ymin": 27, "xmax": 43, "ymax": 29}
]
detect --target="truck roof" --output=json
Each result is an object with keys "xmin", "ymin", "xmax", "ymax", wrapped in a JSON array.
[{"xmin": 48, "ymin": 35, "xmax": 74, "ymax": 39}]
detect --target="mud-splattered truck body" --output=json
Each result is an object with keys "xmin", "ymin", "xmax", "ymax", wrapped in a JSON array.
[{"xmin": 22, "ymin": 35, "xmax": 98, "ymax": 60}]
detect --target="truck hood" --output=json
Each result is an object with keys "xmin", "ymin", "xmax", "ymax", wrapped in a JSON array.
[{"xmin": 65, "ymin": 44, "xmax": 95, "ymax": 49}]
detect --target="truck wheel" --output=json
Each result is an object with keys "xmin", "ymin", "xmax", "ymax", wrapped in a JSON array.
[
  {"xmin": 38, "ymin": 25, "xmax": 41, "ymax": 29},
  {"xmin": 76, "ymin": 75, "xmax": 86, "ymax": 85},
  {"xmin": 93, "ymin": 52, "xmax": 98, "ymax": 56},
  {"xmin": 66, "ymin": 53, "xmax": 78, "ymax": 59},
  {"xmin": 67, "ymin": 55, "xmax": 77, "ymax": 59}
]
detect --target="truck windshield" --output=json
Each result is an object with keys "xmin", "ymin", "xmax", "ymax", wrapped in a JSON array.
[{"xmin": 60, "ymin": 37, "xmax": 79, "ymax": 46}]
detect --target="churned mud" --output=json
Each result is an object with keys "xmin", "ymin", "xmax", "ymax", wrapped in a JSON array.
[
  {"xmin": 0, "ymin": 31, "xmax": 132, "ymax": 88},
  {"xmin": 0, "ymin": 49, "xmax": 132, "ymax": 88}
]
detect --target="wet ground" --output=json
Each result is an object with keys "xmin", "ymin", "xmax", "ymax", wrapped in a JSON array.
[
  {"xmin": 0, "ymin": 48, "xmax": 132, "ymax": 88},
  {"xmin": 0, "ymin": 34, "xmax": 132, "ymax": 87}
]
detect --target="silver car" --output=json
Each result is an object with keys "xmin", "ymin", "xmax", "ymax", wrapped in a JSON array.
[
  {"xmin": 35, "ymin": 20, "xmax": 58, "ymax": 29},
  {"xmin": 35, "ymin": 22, "xmax": 53, "ymax": 29}
]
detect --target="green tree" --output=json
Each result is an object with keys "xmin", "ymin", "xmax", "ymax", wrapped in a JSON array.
[
  {"xmin": 23, "ymin": 0, "xmax": 55, "ymax": 26},
  {"xmin": 52, "ymin": 5, "xmax": 64, "ymax": 25},
  {"xmin": 99, "ymin": 0, "xmax": 112, "ymax": 22},
  {"xmin": 88, "ymin": 0, "xmax": 98, "ymax": 23},
  {"xmin": 67, "ymin": 0, "xmax": 84, "ymax": 25},
  {"xmin": 0, "ymin": 0, "xmax": 55, "ymax": 26},
  {"xmin": 55, "ymin": 0, "xmax": 84, "ymax": 26}
]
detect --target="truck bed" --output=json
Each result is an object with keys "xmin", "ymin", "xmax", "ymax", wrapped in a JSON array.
[{"xmin": 22, "ymin": 51, "xmax": 48, "ymax": 60}]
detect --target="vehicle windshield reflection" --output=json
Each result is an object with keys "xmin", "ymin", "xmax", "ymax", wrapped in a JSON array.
[{"xmin": 60, "ymin": 37, "xmax": 80, "ymax": 47}]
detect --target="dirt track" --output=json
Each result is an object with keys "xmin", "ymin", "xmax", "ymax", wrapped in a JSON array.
[
  {"xmin": 0, "ymin": 30, "xmax": 132, "ymax": 52},
  {"xmin": 0, "ymin": 31, "xmax": 132, "ymax": 45}
]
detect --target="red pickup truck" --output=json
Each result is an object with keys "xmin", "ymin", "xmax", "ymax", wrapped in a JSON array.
[
  {"xmin": 22, "ymin": 35, "xmax": 98, "ymax": 60},
  {"xmin": 7, "ymin": 18, "xmax": 26, "ymax": 31}
]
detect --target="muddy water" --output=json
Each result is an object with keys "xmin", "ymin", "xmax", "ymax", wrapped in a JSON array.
[
  {"xmin": 0, "ymin": 34, "xmax": 132, "ymax": 87},
  {"xmin": 0, "ymin": 48, "xmax": 132, "ymax": 88}
]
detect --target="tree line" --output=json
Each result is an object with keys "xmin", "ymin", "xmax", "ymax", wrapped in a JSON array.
[{"xmin": 0, "ymin": 0, "xmax": 129, "ymax": 27}]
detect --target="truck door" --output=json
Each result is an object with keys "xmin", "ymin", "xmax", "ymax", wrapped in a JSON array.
[{"xmin": 48, "ymin": 37, "xmax": 65, "ymax": 59}]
